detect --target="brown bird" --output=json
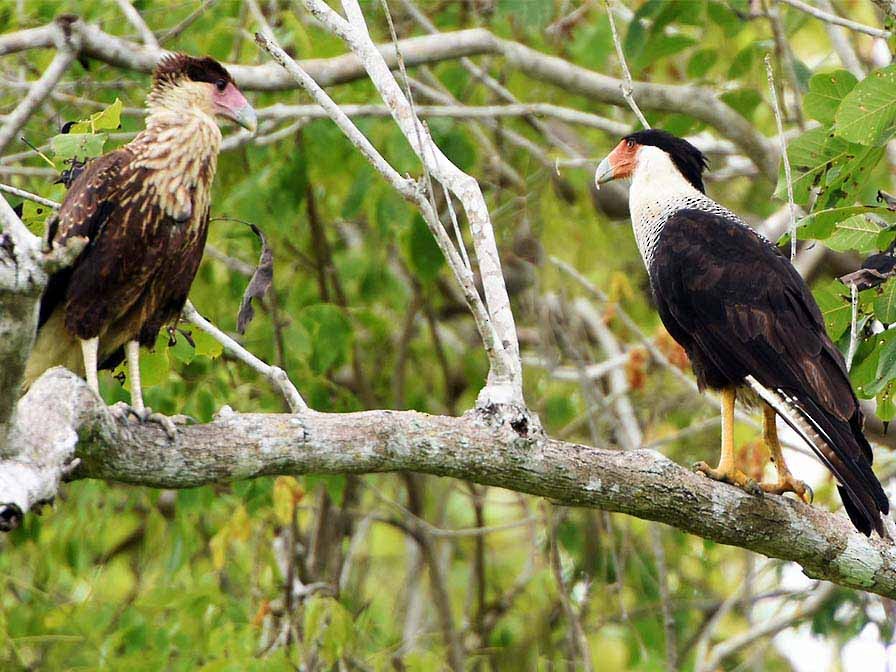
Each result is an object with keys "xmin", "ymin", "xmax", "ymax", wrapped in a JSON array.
[{"xmin": 23, "ymin": 54, "xmax": 257, "ymax": 431}]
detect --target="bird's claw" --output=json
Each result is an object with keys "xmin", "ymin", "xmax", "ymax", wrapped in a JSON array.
[
  {"xmin": 693, "ymin": 461, "xmax": 763, "ymax": 496},
  {"xmin": 110, "ymin": 402, "xmax": 188, "ymax": 440},
  {"xmin": 760, "ymin": 474, "xmax": 813, "ymax": 504}
]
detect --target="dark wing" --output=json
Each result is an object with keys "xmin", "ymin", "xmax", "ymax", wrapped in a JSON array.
[
  {"xmin": 41, "ymin": 148, "xmax": 164, "ymax": 343},
  {"xmin": 39, "ymin": 150, "xmax": 131, "ymax": 329},
  {"xmin": 650, "ymin": 208, "xmax": 888, "ymax": 535}
]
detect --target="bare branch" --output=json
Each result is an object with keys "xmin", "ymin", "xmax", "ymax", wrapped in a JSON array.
[
  {"xmin": 604, "ymin": 0, "xmax": 650, "ymax": 129},
  {"xmin": 0, "ymin": 183, "xmax": 61, "ymax": 210},
  {"xmin": 0, "ymin": 19, "xmax": 78, "ymax": 156},
  {"xmin": 701, "ymin": 582, "xmax": 836, "ymax": 670},
  {"xmin": 251, "ymin": 29, "xmax": 512, "ymax": 402},
  {"xmin": 181, "ymin": 301, "xmax": 308, "ymax": 413},
  {"xmin": 310, "ymin": 0, "xmax": 523, "ymax": 405},
  {"xmin": 778, "ymin": 0, "xmax": 891, "ymax": 38},
  {"xmin": 0, "ymin": 18, "xmax": 779, "ymax": 178},
  {"xmin": 115, "ymin": 0, "xmax": 160, "ymax": 48},
  {"xmin": 764, "ymin": 55, "xmax": 797, "ymax": 262}
]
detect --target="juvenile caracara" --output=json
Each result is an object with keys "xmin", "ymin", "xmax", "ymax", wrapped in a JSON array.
[
  {"xmin": 23, "ymin": 54, "xmax": 256, "ymax": 428},
  {"xmin": 596, "ymin": 129, "xmax": 889, "ymax": 536}
]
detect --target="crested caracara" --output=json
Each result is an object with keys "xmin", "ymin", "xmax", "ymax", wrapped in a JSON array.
[
  {"xmin": 23, "ymin": 54, "xmax": 257, "ymax": 429},
  {"xmin": 596, "ymin": 129, "xmax": 889, "ymax": 536}
]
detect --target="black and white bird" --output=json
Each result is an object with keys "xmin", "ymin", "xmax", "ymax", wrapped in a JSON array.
[{"xmin": 595, "ymin": 129, "xmax": 889, "ymax": 536}]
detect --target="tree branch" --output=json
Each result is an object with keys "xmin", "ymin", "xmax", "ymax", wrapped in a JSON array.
[
  {"xmin": 0, "ymin": 18, "xmax": 777, "ymax": 178},
  {"xmin": 4, "ymin": 368, "xmax": 896, "ymax": 599},
  {"xmin": 0, "ymin": 17, "xmax": 78, "ymax": 156}
]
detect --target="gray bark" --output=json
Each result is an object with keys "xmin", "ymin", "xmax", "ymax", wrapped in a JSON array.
[{"xmin": 4, "ymin": 368, "xmax": 896, "ymax": 600}]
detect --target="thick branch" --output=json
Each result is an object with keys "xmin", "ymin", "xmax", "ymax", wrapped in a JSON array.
[{"xmin": 7, "ymin": 369, "xmax": 896, "ymax": 600}]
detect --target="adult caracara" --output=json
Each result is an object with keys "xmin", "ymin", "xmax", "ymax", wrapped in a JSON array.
[
  {"xmin": 595, "ymin": 129, "xmax": 889, "ymax": 536},
  {"xmin": 23, "ymin": 54, "xmax": 256, "ymax": 426}
]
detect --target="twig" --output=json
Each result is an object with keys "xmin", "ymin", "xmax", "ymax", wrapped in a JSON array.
[
  {"xmin": 765, "ymin": 0, "xmax": 804, "ymax": 128},
  {"xmin": 574, "ymin": 299, "xmax": 642, "ymax": 451},
  {"xmin": 701, "ymin": 582, "xmax": 836, "ymax": 670},
  {"xmin": 548, "ymin": 507, "xmax": 594, "ymax": 672},
  {"xmin": 814, "ymin": 0, "xmax": 865, "ymax": 78},
  {"xmin": 334, "ymin": 0, "xmax": 523, "ymax": 402},
  {"xmin": 181, "ymin": 300, "xmax": 308, "ymax": 413},
  {"xmin": 650, "ymin": 526, "xmax": 678, "ymax": 671},
  {"xmin": 251, "ymin": 28, "xmax": 512, "ymax": 401},
  {"xmin": 157, "ymin": 0, "xmax": 218, "ymax": 44},
  {"xmin": 764, "ymin": 55, "xmax": 797, "ymax": 262},
  {"xmin": 846, "ymin": 281, "xmax": 859, "ymax": 371},
  {"xmin": 115, "ymin": 0, "xmax": 159, "ymax": 48},
  {"xmin": 0, "ymin": 184, "xmax": 60, "ymax": 210},
  {"xmin": 604, "ymin": 0, "xmax": 649, "ymax": 129},
  {"xmin": 778, "ymin": 0, "xmax": 891, "ymax": 38}
]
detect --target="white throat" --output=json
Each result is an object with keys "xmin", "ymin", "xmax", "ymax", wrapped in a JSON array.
[{"xmin": 627, "ymin": 146, "xmax": 726, "ymax": 268}]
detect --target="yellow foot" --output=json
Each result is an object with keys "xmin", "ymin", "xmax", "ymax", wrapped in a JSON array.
[
  {"xmin": 760, "ymin": 474, "xmax": 813, "ymax": 504},
  {"xmin": 694, "ymin": 461, "xmax": 763, "ymax": 496}
]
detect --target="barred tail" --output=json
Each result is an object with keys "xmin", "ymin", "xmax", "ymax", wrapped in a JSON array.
[{"xmin": 745, "ymin": 376, "xmax": 888, "ymax": 537}]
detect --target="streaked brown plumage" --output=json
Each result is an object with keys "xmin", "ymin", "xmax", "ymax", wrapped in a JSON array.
[{"xmin": 24, "ymin": 54, "xmax": 257, "ymax": 415}]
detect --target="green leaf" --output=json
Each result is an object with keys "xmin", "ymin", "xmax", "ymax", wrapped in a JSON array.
[
  {"xmin": 707, "ymin": 0, "xmax": 742, "ymax": 36},
  {"xmin": 134, "ymin": 334, "xmax": 171, "ymax": 390},
  {"xmin": 169, "ymin": 334, "xmax": 194, "ymax": 365},
  {"xmin": 823, "ymin": 214, "xmax": 881, "ymax": 253},
  {"xmin": 877, "ymin": 384, "xmax": 896, "ymax": 422},
  {"xmin": 70, "ymin": 98, "xmax": 123, "ymax": 133},
  {"xmin": 298, "ymin": 303, "xmax": 352, "ymax": 374},
  {"xmin": 775, "ymin": 127, "xmax": 883, "ymax": 209},
  {"xmin": 834, "ymin": 64, "xmax": 896, "ymax": 145},
  {"xmin": 851, "ymin": 336, "xmax": 881, "ymax": 398},
  {"xmin": 496, "ymin": 0, "xmax": 553, "ymax": 29},
  {"xmin": 876, "ymin": 332, "xmax": 896, "ymax": 381},
  {"xmin": 791, "ymin": 205, "xmax": 892, "ymax": 242},
  {"xmin": 813, "ymin": 281, "xmax": 851, "ymax": 340},
  {"xmin": 402, "ymin": 214, "xmax": 444, "ymax": 284},
  {"xmin": 804, "ymin": 70, "xmax": 857, "ymax": 125},
  {"xmin": 192, "ymin": 330, "xmax": 223, "ymax": 359},
  {"xmin": 687, "ymin": 49, "xmax": 718, "ymax": 79},
  {"xmin": 875, "ymin": 279, "xmax": 896, "ymax": 324},
  {"xmin": 49, "ymin": 132, "xmax": 107, "ymax": 161},
  {"xmin": 720, "ymin": 89, "xmax": 763, "ymax": 120},
  {"xmin": 634, "ymin": 35, "xmax": 697, "ymax": 71}
]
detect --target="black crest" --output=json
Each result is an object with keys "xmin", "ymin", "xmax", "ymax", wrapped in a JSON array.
[
  {"xmin": 153, "ymin": 53, "xmax": 233, "ymax": 88},
  {"xmin": 625, "ymin": 129, "xmax": 708, "ymax": 193}
]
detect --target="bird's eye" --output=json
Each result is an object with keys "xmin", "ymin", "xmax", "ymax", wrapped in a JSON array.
[
  {"xmin": 215, "ymin": 79, "xmax": 227, "ymax": 92},
  {"xmin": 626, "ymin": 138, "xmax": 635, "ymax": 148}
]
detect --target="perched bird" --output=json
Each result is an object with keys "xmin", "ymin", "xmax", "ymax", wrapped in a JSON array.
[
  {"xmin": 23, "ymin": 54, "xmax": 257, "ymax": 429},
  {"xmin": 595, "ymin": 129, "xmax": 889, "ymax": 536}
]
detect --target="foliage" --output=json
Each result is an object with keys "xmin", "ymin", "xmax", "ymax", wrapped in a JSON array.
[{"xmin": 1, "ymin": 0, "xmax": 894, "ymax": 670}]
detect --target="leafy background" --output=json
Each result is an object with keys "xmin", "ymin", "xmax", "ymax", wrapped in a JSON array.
[{"xmin": 1, "ymin": 0, "xmax": 895, "ymax": 670}]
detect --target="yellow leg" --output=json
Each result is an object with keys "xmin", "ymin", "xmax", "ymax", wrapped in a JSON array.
[
  {"xmin": 759, "ymin": 404, "xmax": 812, "ymax": 504},
  {"xmin": 695, "ymin": 388, "xmax": 759, "ymax": 492}
]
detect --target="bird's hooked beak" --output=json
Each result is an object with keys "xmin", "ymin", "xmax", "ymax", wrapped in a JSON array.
[
  {"xmin": 594, "ymin": 139, "xmax": 637, "ymax": 190},
  {"xmin": 232, "ymin": 104, "xmax": 258, "ymax": 134},
  {"xmin": 215, "ymin": 82, "xmax": 258, "ymax": 134},
  {"xmin": 594, "ymin": 155, "xmax": 615, "ymax": 189}
]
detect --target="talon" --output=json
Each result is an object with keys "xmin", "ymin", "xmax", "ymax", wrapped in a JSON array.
[
  {"xmin": 744, "ymin": 478, "xmax": 763, "ymax": 497},
  {"xmin": 147, "ymin": 411, "xmax": 178, "ymax": 440},
  {"xmin": 110, "ymin": 402, "xmax": 178, "ymax": 440},
  {"xmin": 759, "ymin": 474, "xmax": 812, "ymax": 504}
]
